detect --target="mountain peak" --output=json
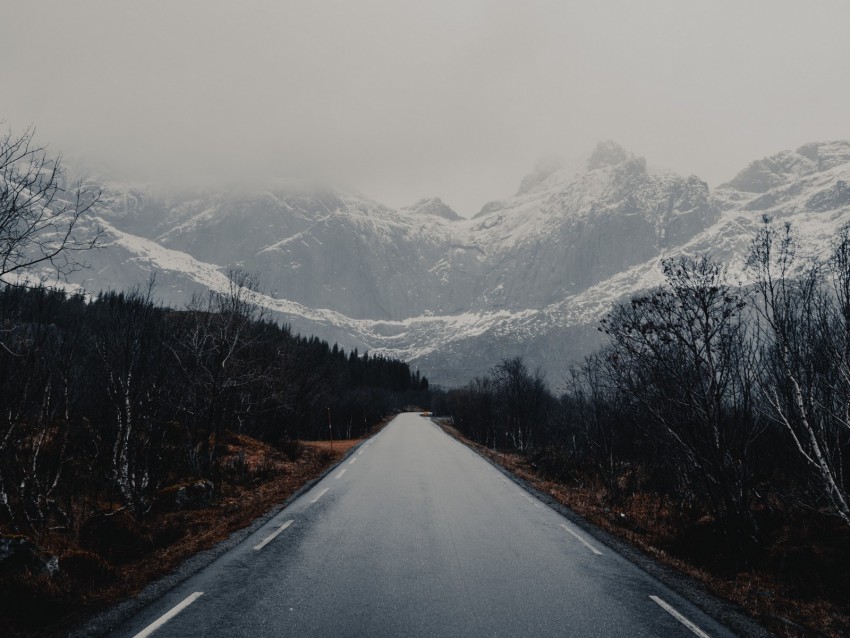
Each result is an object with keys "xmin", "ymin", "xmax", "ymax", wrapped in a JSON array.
[
  {"xmin": 402, "ymin": 197, "xmax": 462, "ymax": 221},
  {"xmin": 587, "ymin": 140, "xmax": 634, "ymax": 171},
  {"xmin": 796, "ymin": 140, "xmax": 850, "ymax": 172},
  {"xmin": 723, "ymin": 140, "xmax": 850, "ymax": 193},
  {"xmin": 516, "ymin": 156, "xmax": 567, "ymax": 195}
]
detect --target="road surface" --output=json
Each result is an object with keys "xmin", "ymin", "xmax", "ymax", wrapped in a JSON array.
[{"xmin": 111, "ymin": 413, "xmax": 737, "ymax": 637}]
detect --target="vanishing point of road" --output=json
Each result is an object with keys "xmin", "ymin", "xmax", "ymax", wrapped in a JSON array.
[{"xmin": 110, "ymin": 413, "xmax": 737, "ymax": 638}]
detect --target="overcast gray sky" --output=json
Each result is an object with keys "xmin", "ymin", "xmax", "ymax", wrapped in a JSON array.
[{"xmin": 2, "ymin": 0, "xmax": 850, "ymax": 216}]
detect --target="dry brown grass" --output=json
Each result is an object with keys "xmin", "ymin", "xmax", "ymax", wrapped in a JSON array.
[
  {"xmin": 437, "ymin": 420, "xmax": 850, "ymax": 638},
  {"xmin": 302, "ymin": 439, "xmax": 362, "ymax": 455}
]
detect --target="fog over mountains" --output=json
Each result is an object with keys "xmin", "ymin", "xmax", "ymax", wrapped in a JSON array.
[{"xmin": 33, "ymin": 140, "xmax": 850, "ymax": 386}]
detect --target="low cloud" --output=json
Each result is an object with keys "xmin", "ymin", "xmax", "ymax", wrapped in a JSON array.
[{"xmin": 3, "ymin": 0, "xmax": 850, "ymax": 216}]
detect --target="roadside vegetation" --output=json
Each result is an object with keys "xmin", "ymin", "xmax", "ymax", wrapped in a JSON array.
[
  {"xmin": 0, "ymin": 125, "xmax": 429, "ymax": 636},
  {"xmin": 0, "ymin": 281, "xmax": 426, "ymax": 636},
  {"xmin": 435, "ymin": 220, "xmax": 850, "ymax": 637}
]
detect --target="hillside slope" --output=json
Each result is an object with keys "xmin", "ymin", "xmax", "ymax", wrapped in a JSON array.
[{"xmin": 21, "ymin": 141, "xmax": 850, "ymax": 385}]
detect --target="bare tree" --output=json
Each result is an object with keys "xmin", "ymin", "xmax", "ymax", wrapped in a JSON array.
[
  {"xmin": 747, "ymin": 220, "xmax": 850, "ymax": 525},
  {"xmin": 171, "ymin": 269, "xmax": 270, "ymax": 475},
  {"xmin": 92, "ymin": 280, "xmax": 171, "ymax": 516},
  {"xmin": 603, "ymin": 255, "xmax": 763, "ymax": 549},
  {"xmin": 561, "ymin": 352, "xmax": 627, "ymax": 495},
  {"xmin": 491, "ymin": 357, "xmax": 550, "ymax": 452},
  {"xmin": 451, "ymin": 376, "xmax": 498, "ymax": 448},
  {"xmin": 0, "ymin": 287, "xmax": 85, "ymax": 534},
  {"xmin": 0, "ymin": 125, "xmax": 101, "ymax": 282}
]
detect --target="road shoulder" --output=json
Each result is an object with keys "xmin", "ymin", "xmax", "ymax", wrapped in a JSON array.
[
  {"xmin": 433, "ymin": 418, "xmax": 775, "ymax": 638},
  {"xmin": 69, "ymin": 439, "xmax": 369, "ymax": 638}
]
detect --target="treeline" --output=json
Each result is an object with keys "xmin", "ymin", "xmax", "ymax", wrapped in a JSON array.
[
  {"xmin": 0, "ymin": 272, "xmax": 428, "ymax": 533},
  {"xmin": 437, "ymin": 220, "xmax": 850, "ymax": 563}
]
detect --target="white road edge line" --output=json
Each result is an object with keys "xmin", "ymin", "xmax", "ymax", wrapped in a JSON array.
[
  {"xmin": 132, "ymin": 591, "xmax": 204, "ymax": 638},
  {"xmin": 358, "ymin": 448, "xmax": 364, "ymax": 455},
  {"xmin": 349, "ymin": 456, "xmax": 358, "ymax": 465},
  {"xmin": 649, "ymin": 595, "xmax": 711, "ymax": 638},
  {"xmin": 559, "ymin": 523, "xmax": 603, "ymax": 555},
  {"xmin": 310, "ymin": 487, "xmax": 330, "ymax": 503},
  {"xmin": 253, "ymin": 519, "xmax": 294, "ymax": 551},
  {"xmin": 523, "ymin": 494, "xmax": 541, "ymax": 508},
  {"xmin": 335, "ymin": 468, "xmax": 346, "ymax": 479}
]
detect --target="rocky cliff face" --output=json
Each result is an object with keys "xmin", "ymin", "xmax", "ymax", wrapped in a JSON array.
[
  {"xmin": 76, "ymin": 142, "xmax": 719, "ymax": 323},
  {"xmin": 401, "ymin": 197, "xmax": 463, "ymax": 221},
  {"xmin": 463, "ymin": 145, "xmax": 718, "ymax": 312},
  {"xmin": 23, "ymin": 141, "xmax": 850, "ymax": 386},
  {"xmin": 723, "ymin": 141, "xmax": 850, "ymax": 195}
]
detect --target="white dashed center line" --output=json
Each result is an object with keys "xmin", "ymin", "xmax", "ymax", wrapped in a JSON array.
[
  {"xmin": 649, "ymin": 595, "xmax": 711, "ymax": 638},
  {"xmin": 335, "ymin": 468, "xmax": 346, "ymax": 479},
  {"xmin": 133, "ymin": 591, "xmax": 204, "ymax": 638},
  {"xmin": 349, "ymin": 456, "xmax": 358, "ymax": 465},
  {"xmin": 559, "ymin": 523, "xmax": 603, "ymax": 555},
  {"xmin": 310, "ymin": 487, "xmax": 330, "ymax": 503},
  {"xmin": 253, "ymin": 519, "xmax": 294, "ymax": 551}
]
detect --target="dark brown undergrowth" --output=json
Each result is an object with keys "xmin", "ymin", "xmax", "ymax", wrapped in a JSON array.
[
  {"xmin": 0, "ymin": 431, "xmax": 374, "ymax": 638},
  {"xmin": 438, "ymin": 420, "xmax": 850, "ymax": 638}
]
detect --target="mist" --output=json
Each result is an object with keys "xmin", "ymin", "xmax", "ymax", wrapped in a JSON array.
[{"xmin": 3, "ymin": 0, "xmax": 850, "ymax": 216}]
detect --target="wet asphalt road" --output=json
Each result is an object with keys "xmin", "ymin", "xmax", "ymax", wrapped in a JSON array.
[{"xmin": 110, "ymin": 413, "xmax": 736, "ymax": 637}]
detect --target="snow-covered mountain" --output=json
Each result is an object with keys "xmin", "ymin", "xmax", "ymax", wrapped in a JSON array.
[
  {"xmin": 401, "ymin": 197, "xmax": 463, "ymax": 222},
  {"xmin": 23, "ymin": 140, "xmax": 850, "ymax": 386}
]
